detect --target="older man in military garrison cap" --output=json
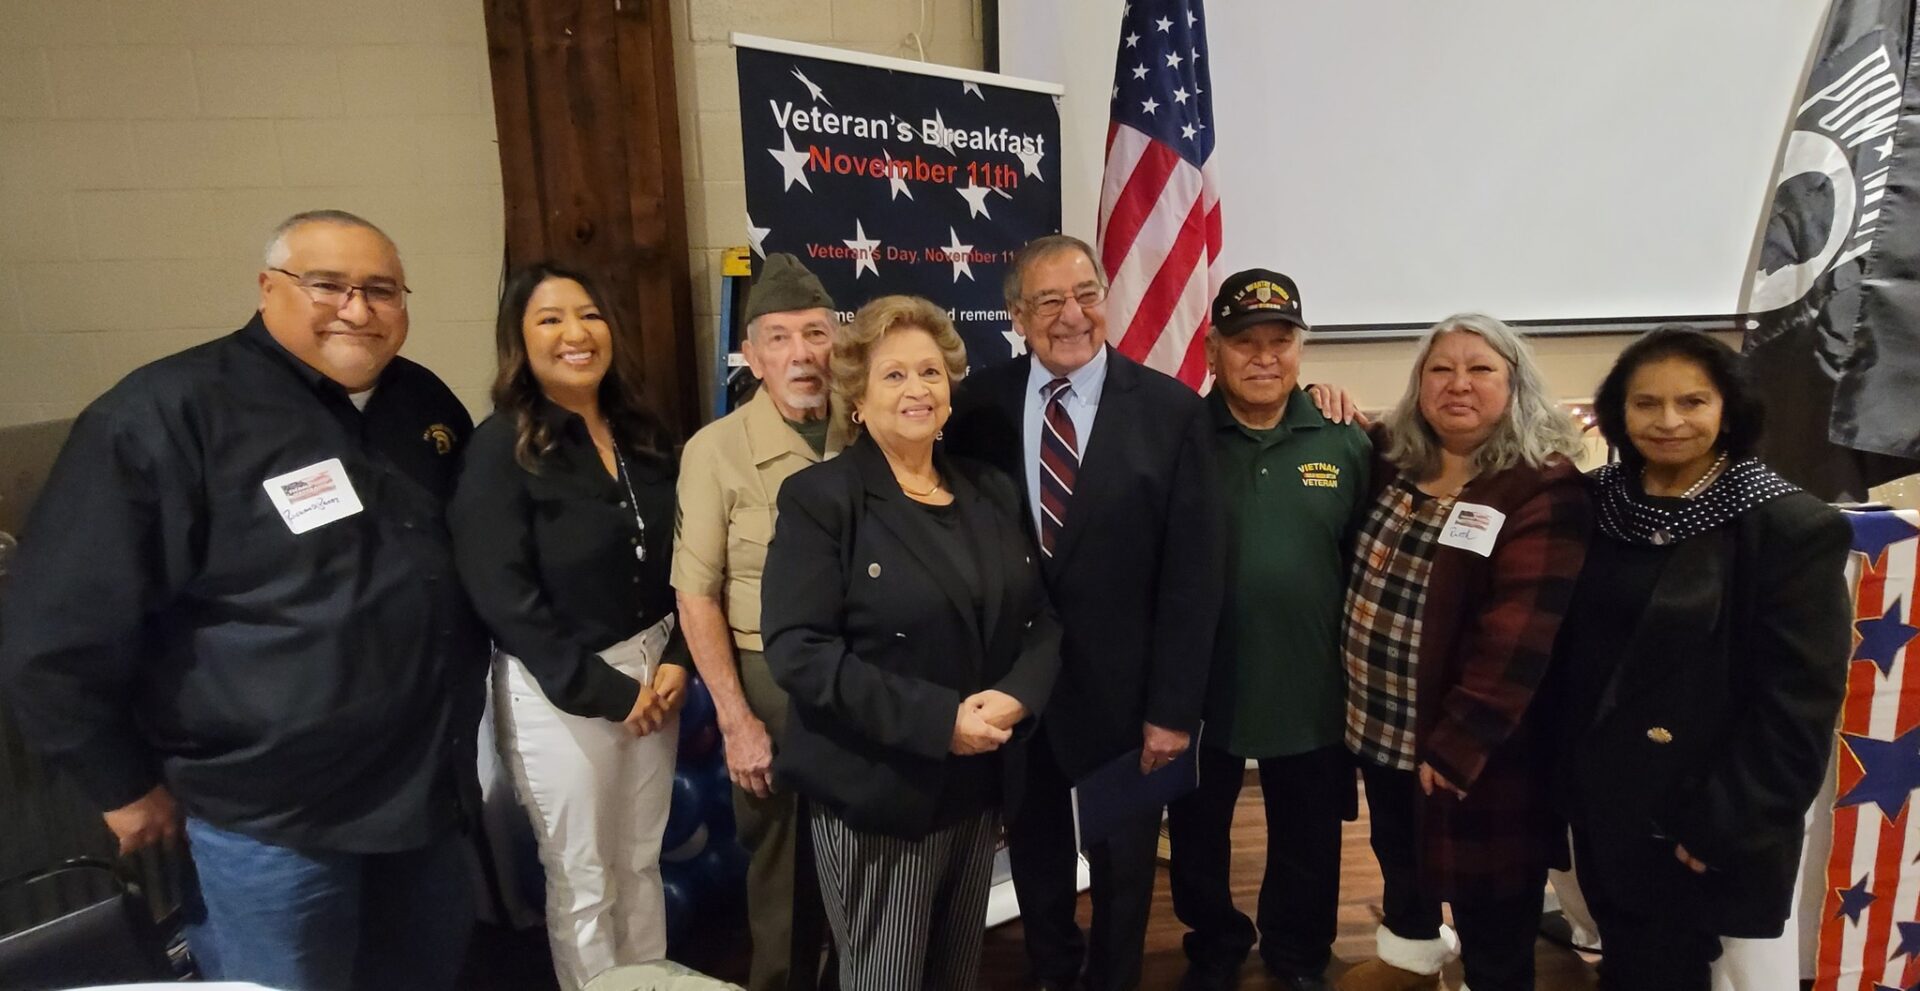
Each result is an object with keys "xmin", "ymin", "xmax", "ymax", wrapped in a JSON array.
[{"xmin": 673, "ymin": 253, "xmax": 850, "ymax": 991}]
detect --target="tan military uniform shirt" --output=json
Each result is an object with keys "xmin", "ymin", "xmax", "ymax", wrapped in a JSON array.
[{"xmin": 671, "ymin": 387, "xmax": 851, "ymax": 650}]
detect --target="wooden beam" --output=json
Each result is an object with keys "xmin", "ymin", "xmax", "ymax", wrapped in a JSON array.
[{"xmin": 484, "ymin": 0, "xmax": 699, "ymax": 435}]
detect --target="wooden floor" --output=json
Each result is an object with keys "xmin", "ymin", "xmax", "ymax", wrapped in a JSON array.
[
  {"xmin": 975, "ymin": 778, "xmax": 1599, "ymax": 990},
  {"xmin": 467, "ymin": 778, "xmax": 1602, "ymax": 989}
]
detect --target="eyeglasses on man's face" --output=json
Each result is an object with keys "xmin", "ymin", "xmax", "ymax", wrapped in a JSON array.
[
  {"xmin": 1021, "ymin": 283, "xmax": 1108, "ymax": 319},
  {"xmin": 270, "ymin": 267, "xmax": 411, "ymax": 312}
]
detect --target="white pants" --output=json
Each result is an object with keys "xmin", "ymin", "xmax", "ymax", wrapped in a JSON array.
[{"xmin": 495, "ymin": 616, "xmax": 680, "ymax": 991}]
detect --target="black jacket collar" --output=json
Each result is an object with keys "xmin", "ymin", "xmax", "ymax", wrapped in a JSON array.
[
  {"xmin": 847, "ymin": 433, "xmax": 1008, "ymax": 649},
  {"xmin": 237, "ymin": 312, "xmax": 386, "ymax": 413}
]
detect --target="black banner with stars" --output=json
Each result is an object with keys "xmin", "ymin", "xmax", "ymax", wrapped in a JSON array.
[{"xmin": 735, "ymin": 40, "xmax": 1062, "ymax": 369}]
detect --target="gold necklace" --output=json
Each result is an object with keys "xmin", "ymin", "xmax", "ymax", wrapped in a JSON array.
[{"xmin": 898, "ymin": 475, "xmax": 945, "ymax": 497}]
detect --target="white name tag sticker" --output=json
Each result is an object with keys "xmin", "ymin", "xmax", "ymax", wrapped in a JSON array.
[
  {"xmin": 261, "ymin": 458, "xmax": 364, "ymax": 534},
  {"xmin": 1438, "ymin": 501, "xmax": 1506, "ymax": 558}
]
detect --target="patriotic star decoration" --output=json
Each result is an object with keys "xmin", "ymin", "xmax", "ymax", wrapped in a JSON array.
[
  {"xmin": 1002, "ymin": 328, "xmax": 1028, "ymax": 357},
  {"xmin": 1109, "ymin": 1, "xmax": 1216, "ymax": 159},
  {"xmin": 768, "ymin": 131, "xmax": 812, "ymax": 192},
  {"xmin": 790, "ymin": 67, "xmax": 830, "ymax": 105},
  {"xmin": 1838, "ymin": 873, "xmax": 1878, "ymax": 924},
  {"xmin": 1896, "ymin": 920, "xmax": 1920, "ymax": 963},
  {"xmin": 1015, "ymin": 143, "xmax": 1047, "ymax": 181},
  {"xmin": 842, "ymin": 220, "xmax": 881, "ymax": 279},
  {"xmin": 956, "ymin": 181, "xmax": 994, "ymax": 219},
  {"xmin": 1838, "ymin": 724, "xmax": 1920, "ymax": 821},
  {"xmin": 1853, "ymin": 511, "xmax": 1920, "ymax": 569},
  {"xmin": 926, "ymin": 109, "xmax": 957, "ymax": 155},
  {"xmin": 961, "ymin": 80, "xmax": 983, "ymax": 99},
  {"xmin": 1856, "ymin": 597, "xmax": 1920, "ymax": 675},
  {"xmin": 746, "ymin": 216, "xmax": 771, "ymax": 258},
  {"xmin": 942, "ymin": 227, "xmax": 974, "ymax": 283},
  {"xmin": 883, "ymin": 150, "xmax": 913, "ymax": 201}
]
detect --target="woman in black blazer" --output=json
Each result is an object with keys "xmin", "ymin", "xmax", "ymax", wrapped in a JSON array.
[
  {"xmin": 1557, "ymin": 327, "xmax": 1852, "ymax": 990},
  {"xmin": 762, "ymin": 294, "xmax": 1061, "ymax": 991}
]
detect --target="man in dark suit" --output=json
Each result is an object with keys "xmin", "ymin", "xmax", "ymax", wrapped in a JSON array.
[{"xmin": 946, "ymin": 234, "xmax": 1225, "ymax": 991}]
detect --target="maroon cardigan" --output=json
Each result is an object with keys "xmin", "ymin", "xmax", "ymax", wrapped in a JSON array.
[{"xmin": 1365, "ymin": 448, "xmax": 1592, "ymax": 902}]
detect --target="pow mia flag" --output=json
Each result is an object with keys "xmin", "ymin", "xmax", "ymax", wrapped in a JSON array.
[{"xmin": 1743, "ymin": 0, "xmax": 1920, "ymax": 497}]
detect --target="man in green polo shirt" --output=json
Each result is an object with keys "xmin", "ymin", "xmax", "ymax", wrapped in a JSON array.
[{"xmin": 1167, "ymin": 269, "xmax": 1371, "ymax": 991}]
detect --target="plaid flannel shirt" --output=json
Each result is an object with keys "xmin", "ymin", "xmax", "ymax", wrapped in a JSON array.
[{"xmin": 1343, "ymin": 477, "xmax": 1452, "ymax": 770}]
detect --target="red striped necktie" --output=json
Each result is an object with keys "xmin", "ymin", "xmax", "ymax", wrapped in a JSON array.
[{"xmin": 1038, "ymin": 376, "xmax": 1080, "ymax": 557}]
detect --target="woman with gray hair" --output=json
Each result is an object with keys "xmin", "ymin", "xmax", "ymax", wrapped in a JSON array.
[{"xmin": 1336, "ymin": 314, "xmax": 1592, "ymax": 991}]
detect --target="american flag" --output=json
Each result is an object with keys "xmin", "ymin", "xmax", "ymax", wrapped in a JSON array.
[
  {"xmin": 1098, "ymin": 0, "xmax": 1221, "ymax": 390},
  {"xmin": 1816, "ymin": 510, "xmax": 1920, "ymax": 990}
]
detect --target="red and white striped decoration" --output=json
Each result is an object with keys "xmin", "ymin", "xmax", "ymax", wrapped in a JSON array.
[
  {"xmin": 1097, "ymin": 0, "xmax": 1222, "ymax": 391},
  {"xmin": 1816, "ymin": 509, "xmax": 1920, "ymax": 991}
]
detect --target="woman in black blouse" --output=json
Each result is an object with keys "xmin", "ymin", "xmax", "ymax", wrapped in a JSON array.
[
  {"xmin": 1556, "ymin": 327, "xmax": 1852, "ymax": 990},
  {"xmin": 450, "ymin": 264, "xmax": 686, "ymax": 990}
]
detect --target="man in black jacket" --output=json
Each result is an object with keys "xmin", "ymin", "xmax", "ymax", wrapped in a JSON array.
[
  {"xmin": 0, "ymin": 210, "xmax": 486, "ymax": 990},
  {"xmin": 946, "ymin": 234, "xmax": 1225, "ymax": 991}
]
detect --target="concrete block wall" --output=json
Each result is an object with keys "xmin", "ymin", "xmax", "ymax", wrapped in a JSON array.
[{"xmin": 0, "ymin": 0, "xmax": 505, "ymax": 425}]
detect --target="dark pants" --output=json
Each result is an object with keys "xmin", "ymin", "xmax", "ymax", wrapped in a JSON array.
[
  {"xmin": 1167, "ymin": 745, "xmax": 1346, "ymax": 982},
  {"xmin": 810, "ymin": 808, "xmax": 999, "ymax": 991},
  {"xmin": 1359, "ymin": 761, "xmax": 1544, "ymax": 991},
  {"xmin": 1008, "ymin": 729, "xmax": 1163, "ymax": 991},
  {"xmin": 736, "ymin": 649, "xmax": 833, "ymax": 991},
  {"xmin": 184, "ymin": 818, "xmax": 475, "ymax": 991},
  {"xmin": 1573, "ymin": 829, "xmax": 1722, "ymax": 991}
]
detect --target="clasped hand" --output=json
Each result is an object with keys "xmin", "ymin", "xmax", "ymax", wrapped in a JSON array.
[
  {"xmin": 950, "ymin": 689, "xmax": 1026, "ymax": 755},
  {"xmin": 622, "ymin": 664, "xmax": 689, "ymax": 737}
]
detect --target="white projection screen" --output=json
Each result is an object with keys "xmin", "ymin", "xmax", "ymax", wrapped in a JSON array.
[{"xmin": 999, "ymin": 0, "xmax": 1835, "ymax": 332}]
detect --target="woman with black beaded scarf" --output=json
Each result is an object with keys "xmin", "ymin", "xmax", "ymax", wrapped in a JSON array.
[{"xmin": 1554, "ymin": 326, "xmax": 1853, "ymax": 990}]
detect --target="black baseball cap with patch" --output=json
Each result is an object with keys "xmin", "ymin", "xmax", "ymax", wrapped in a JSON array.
[{"xmin": 1211, "ymin": 268, "xmax": 1307, "ymax": 336}]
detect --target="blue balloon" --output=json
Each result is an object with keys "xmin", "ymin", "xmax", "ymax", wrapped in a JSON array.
[
  {"xmin": 695, "ymin": 755, "xmax": 737, "ymax": 839},
  {"xmin": 680, "ymin": 721, "xmax": 721, "ymax": 761},
  {"xmin": 661, "ymin": 873, "xmax": 694, "ymax": 946},
  {"xmin": 662, "ymin": 769, "xmax": 703, "ymax": 852},
  {"xmin": 661, "ymin": 821, "xmax": 709, "ymax": 864},
  {"xmin": 678, "ymin": 677, "xmax": 716, "ymax": 745},
  {"xmin": 660, "ymin": 857, "xmax": 696, "ymax": 892},
  {"xmin": 689, "ymin": 841, "xmax": 748, "ymax": 908},
  {"xmin": 704, "ymin": 802, "xmax": 737, "ymax": 841}
]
